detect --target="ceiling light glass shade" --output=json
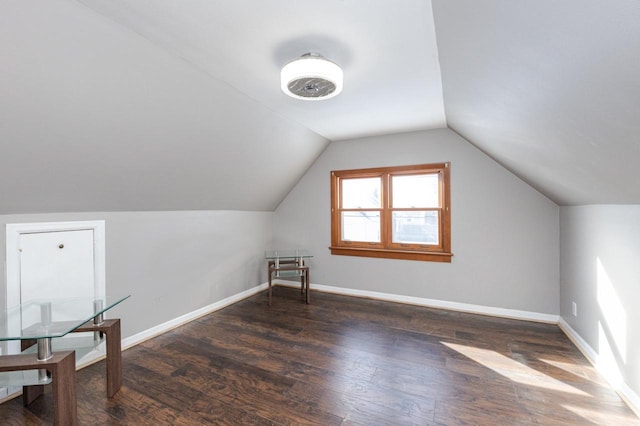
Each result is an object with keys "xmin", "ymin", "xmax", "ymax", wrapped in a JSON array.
[{"xmin": 281, "ymin": 53, "xmax": 343, "ymax": 100}]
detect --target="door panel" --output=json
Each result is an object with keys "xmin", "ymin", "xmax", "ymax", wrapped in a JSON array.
[{"xmin": 20, "ymin": 229, "xmax": 96, "ymax": 320}]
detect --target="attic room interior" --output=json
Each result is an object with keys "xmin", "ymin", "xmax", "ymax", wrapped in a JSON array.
[{"xmin": 1, "ymin": 0, "xmax": 639, "ymax": 424}]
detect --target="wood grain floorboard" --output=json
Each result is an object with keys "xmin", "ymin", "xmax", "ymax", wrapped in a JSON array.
[{"xmin": 1, "ymin": 286, "xmax": 638, "ymax": 425}]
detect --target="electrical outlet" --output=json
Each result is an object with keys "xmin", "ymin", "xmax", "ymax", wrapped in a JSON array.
[{"xmin": 572, "ymin": 301, "xmax": 578, "ymax": 317}]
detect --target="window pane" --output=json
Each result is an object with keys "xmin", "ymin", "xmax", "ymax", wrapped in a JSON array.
[
  {"xmin": 392, "ymin": 211, "xmax": 439, "ymax": 244},
  {"xmin": 342, "ymin": 178, "xmax": 381, "ymax": 208},
  {"xmin": 342, "ymin": 211, "xmax": 380, "ymax": 242},
  {"xmin": 392, "ymin": 174, "xmax": 439, "ymax": 208}
]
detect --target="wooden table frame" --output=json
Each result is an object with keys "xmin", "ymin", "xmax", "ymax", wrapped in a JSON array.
[
  {"xmin": 0, "ymin": 350, "xmax": 77, "ymax": 425},
  {"xmin": 75, "ymin": 318, "xmax": 122, "ymax": 398},
  {"xmin": 268, "ymin": 259, "xmax": 310, "ymax": 305},
  {"xmin": 5, "ymin": 317, "xmax": 122, "ymax": 425}
]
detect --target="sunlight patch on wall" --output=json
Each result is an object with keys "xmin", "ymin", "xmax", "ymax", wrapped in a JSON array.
[
  {"xmin": 442, "ymin": 342, "xmax": 590, "ymax": 396},
  {"xmin": 597, "ymin": 323, "xmax": 624, "ymax": 388},
  {"xmin": 597, "ymin": 257, "xmax": 627, "ymax": 364}
]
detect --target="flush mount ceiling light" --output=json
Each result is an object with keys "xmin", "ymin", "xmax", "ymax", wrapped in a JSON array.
[{"xmin": 281, "ymin": 53, "xmax": 343, "ymax": 100}]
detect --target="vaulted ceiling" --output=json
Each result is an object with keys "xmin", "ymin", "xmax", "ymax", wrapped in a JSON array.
[
  {"xmin": 1, "ymin": 0, "xmax": 638, "ymax": 214},
  {"xmin": 434, "ymin": 0, "xmax": 640, "ymax": 205}
]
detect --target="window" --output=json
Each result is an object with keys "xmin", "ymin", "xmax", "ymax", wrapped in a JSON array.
[{"xmin": 330, "ymin": 163, "xmax": 452, "ymax": 262}]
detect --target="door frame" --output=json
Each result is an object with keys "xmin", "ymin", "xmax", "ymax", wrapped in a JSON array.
[
  {"xmin": 5, "ymin": 220, "xmax": 106, "ymax": 309},
  {"xmin": 2, "ymin": 220, "xmax": 105, "ymax": 399}
]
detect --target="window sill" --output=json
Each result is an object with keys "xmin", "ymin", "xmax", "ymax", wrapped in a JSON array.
[{"xmin": 329, "ymin": 246, "xmax": 453, "ymax": 263}]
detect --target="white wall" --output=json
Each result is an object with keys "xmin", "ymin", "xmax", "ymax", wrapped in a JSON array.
[
  {"xmin": 273, "ymin": 128, "xmax": 560, "ymax": 315},
  {"xmin": 0, "ymin": 210, "xmax": 272, "ymax": 339},
  {"xmin": 560, "ymin": 205, "xmax": 640, "ymax": 407}
]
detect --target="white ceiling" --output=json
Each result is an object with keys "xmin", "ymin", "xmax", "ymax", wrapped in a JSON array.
[
  {"xmin": 1, "ymin": 0, "xmax": 639, "ymax": 213},
  {"xmin": 76, "ymin": 0, "xmax": 447, "ymax": 141},
  {"xmin": 433, "ymin": 0, "xmax": 640, "ymax": 205}
]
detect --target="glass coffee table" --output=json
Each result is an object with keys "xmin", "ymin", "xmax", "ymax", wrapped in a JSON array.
[
  {"xmin": 0, "ymin": 295, "xmax": 129, "ymax": 425},
  {"xmin": 265, "ymin": 249, "xmax": 313, "ymax": 305}
]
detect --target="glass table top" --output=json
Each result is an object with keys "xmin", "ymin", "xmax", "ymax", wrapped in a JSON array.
[
  {"xmin": 265, "ymin": 249, "xmax": 312, "ymax": 260},
  {"xmin": 0, "ymin": 295, "xmax": 130, "ymax": 341}
]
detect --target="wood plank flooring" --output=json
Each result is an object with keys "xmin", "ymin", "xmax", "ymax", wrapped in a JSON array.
[{"xmin": 1, "ymin": 286, "xmax": 638, "ymax": 425}]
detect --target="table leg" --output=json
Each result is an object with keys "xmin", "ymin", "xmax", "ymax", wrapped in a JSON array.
[
  {"xmin": 51, "ymin": 351, "xmax": 77, "ymax": 425},
  {"xmin": 268, "ymin": 269, "xmax": 273, "ymax": 306},
  {"xmin": 23, "ymin": 383, "xmax": 44, "ymax": 405},
  {"xmin": 22, "ymin": 337, "xmax": 53, "ymax": 406},
  {"xmin": 105, "ymin": 319, "xmax": 122, "ymax": 397},
  {"xmin": 74, "ymin": 318, "xmax": 122, "ymax": 397},
  {"xmin": 20, "ymin": 339, "xmax": 44, "ymax": 405},
  {"xmin": 306, "ymin": 268, "xmax": 310, "ymax": 304},
  {"xmin": 0, "ymin": 351, "xmax": 77, "ymax": 426}
]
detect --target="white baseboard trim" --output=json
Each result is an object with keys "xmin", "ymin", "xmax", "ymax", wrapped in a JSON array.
[
  {"xmin": 71, "ymin": 283, "xmax": 270, "ymax": 370},
  {"xmin": 273, "ymin": 279, "xmax": 559, "ymax": 323},
  {"xmin": 73, "ymin": 281, "xmax": 639, "ymax": 419},
  {"xmin": 0, "ymin": 282, "xmax": 270, "ymax": 404},
  {"xmin": 120, "ymin": 283, "xmax": 269, "ymax": 351},
  {"xmin": 7, "ymin": 281, "xmax": 638, "ymax": 418},
  {"xmin": 557, "ymin": 317, "xmax": 598, "ymax": 363},
  {"xmin": 84, "ymin": 280, "xmax": 556, "ymax": 370},
  {"xmin": 559, "ymin": 317, "xmax": 640, "ymax": 418},
  {"xmin": 38, "ymin": 279, "xmax": 559, "ymax": 373}
]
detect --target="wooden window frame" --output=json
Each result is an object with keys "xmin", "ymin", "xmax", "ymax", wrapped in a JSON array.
[{"xmin": 330, "ymin": 163, "xmax": 452, "ymax": 262}]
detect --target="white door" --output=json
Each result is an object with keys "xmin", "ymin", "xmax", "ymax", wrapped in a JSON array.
[
  {"xmin": 2, "ymin": 221, "xmax": 105, "ymax": 399},
  {"xmin": 20, "ymin": 229, "xmax": 96, "ymax": 304},
  {"xmin": 5, "ymin": 220, "xmax": 106, "ymax": 309}
]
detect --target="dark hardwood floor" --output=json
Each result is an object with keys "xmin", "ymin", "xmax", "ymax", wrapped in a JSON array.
[{"xmin": 1, "ymin": 286, "xmax": 638, "ymax": 425}]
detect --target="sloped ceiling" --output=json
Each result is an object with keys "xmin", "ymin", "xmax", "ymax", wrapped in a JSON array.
[
  {"xmin": 1, "ymin": 1, "xmax": 638, "ymax": 214},
  {"xmin": 433, "ymin": 0, "xmax": 640, "ymax": 205},
  {"xmin": 75, "ymin": 0, "xmax": 446, "ymax": 141},
  {"xmin": 0, "ymin": 0, "xmax": 444, "ymax": 214}
]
